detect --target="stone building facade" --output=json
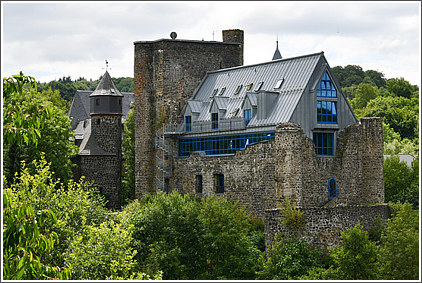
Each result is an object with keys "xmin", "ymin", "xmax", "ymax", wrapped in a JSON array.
[
  {"xmin": 132, "ymin": 29, "xmax": 388, "ymax": 248},
  {"xmin": 133, "ymin": 30, "xmax": 244, "ymax": 197}
]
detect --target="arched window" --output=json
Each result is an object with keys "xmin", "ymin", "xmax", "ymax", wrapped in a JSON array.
[{"xmin": 328, "ymin": 177, "xmax": 337, "ymax": 199}]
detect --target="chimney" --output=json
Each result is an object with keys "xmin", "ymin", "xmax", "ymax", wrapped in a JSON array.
[{"xmin": 222, "ymin": 29, "xmax": 244, "ymax": 65}]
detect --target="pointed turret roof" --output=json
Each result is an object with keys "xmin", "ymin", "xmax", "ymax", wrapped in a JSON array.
[
  {"xmin": 272, "ymin": 40, "xmax": 282, "ymax": 60},
  {"xmin": 89, "ymin": 71, "xmax": 123, "ymax": 97}
]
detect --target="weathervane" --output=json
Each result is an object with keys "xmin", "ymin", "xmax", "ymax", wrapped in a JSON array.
[{"xmin": 102, "ymin": 60, "xmax": 111, "ymax": 72}]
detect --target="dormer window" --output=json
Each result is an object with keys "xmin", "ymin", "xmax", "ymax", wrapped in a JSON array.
[
  {"xmin": 211, "ymin": 89, "xmax": 218, "ymax": 98},
  {"xmin": 219, "ymin": 87, "xmax": 226, "ymax": 96},
  {"xmin": 274, "ymin": 78, "xmax": 284, "ymax": 89},
  {"xmin": 234, "ymin": 85, "xmax": 242, "ymax": 95},
  {"xmin": 247, "ymin": 83, "xmax": 253, "ymax": 90},
  {"xmin": 185, "ymin": 115, "xmax": 192, "ymax": 132},
  {"xmin": 254, "ymin": 82, "xmax": 264, "ymax": 91},
  {"xmin": 244, "ymin": 109, "xmax": 251, "ymax": 126}
]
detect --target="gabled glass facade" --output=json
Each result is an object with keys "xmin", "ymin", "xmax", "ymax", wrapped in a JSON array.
[
  {"xmin": 317, "ymin": 101, "xmax": 337, "ymax": 124},
  {"xmin": 317, "ymin": 72, "xmax": 337, "ymax": 98}
]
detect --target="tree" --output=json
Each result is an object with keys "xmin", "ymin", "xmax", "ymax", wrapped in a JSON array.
[
  {"xmin": 386, "ymin": 77, "xmax": 414, "ymax": 99},
  {"xmin": 3, "ymin": 192, "xmax": 71, "ymax": 280},
  {"xmin": 383, "ymin": 156, "xmax": 419, "ymax": 209},
  {"xmin": 302, "ymin": 224, "xmax": 380, "ymax": 280},
  {"xmin": 122, "ymin": 107, "xmax": 135, "ymax": 206},
  {"xmin": 120, "ymin": 193, "xmax": 262, "ymax": 280},
  {"xmin": 3, "ymin": 72, "xmax": 77, "ymax": 185},
  {"xmin": 351, "ymin": 83, "xmax": 379, "ymax": 110},
  {"xmin": 378, "ymin": 202, "xmax": 419, "ymax": 280},
  {"xmin": 364, "ymin": 69, "xmax": 386, "ymax": 88},
  {"xmin": 257, "ymin": 236, "xmax": 323, "ymax": 280}
]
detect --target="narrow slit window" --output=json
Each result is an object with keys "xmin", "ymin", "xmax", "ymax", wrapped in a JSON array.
[
  {"xmin": 196, "ymin": 175, "xmax": 203, "ymax": 194},
  {"xmin": 328, "ymin": 177, "xmax": 337, "ymax": 199},
  {"xmin": 215, "ymin": 174, "xmax": 224, "ymax": 193}
]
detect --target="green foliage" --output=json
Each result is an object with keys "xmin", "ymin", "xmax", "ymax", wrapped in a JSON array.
[
  {"xmin": 64, "ymin": 221, "xmax": 140, "ymax": 280},
  {"xmin": 378, "ymin": 202, "xmax": 419, "ymax": 280},
  {"xmin": 257, "ymin": 236, "xmax": 323, "ymax": 280},
  {"xmin": 279, "ymin": 197, "xmax": 305, "ymax": 231},
  {"xmin": 386, "ymin": 77, "xmax": 415, "ymax": 98},
  {"xmin": 351, "ymin": 83, "xmax": 379, "ymax": 110},
  {"xmin": 5, "ymin": 156, "xmax": 110, "ymax": 268},
  {"xmin": 121, "ymin": 193, "xmax": 262, "ymax": 280},
  {"xmin": 361, "ymin": 95, "xmax": 419, "ymax": 141},
  {"xmin": 3, "ymin": 192, "xmax": 71, "ymax": 280},
  {"xmin": 3, "ymin": 72, "xmax": 77, "ymax": 185},
  {"xmin": 303, "ymin": 223, "xmax": 380, "ymax": 280},
  {"xmin": 122, "ymin": 107, "xmax": 135, "ymax": 206},
  {"xmin": 383, "ymin": 156, "xmax": 419, "ymax": 209}
]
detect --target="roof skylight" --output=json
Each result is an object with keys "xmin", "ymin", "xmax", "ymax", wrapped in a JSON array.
[
  {"xmin": 274, "ymin": 79, "xmax": 284, "ymax": 89},
  {"xmin": 211, "ymin": 89, "xmax": 218, "ymax": 97},
  {"xmin": 255, "ymin": 81, "xmax": 264, "ymax": 91},
  {"xmin": 247, "ymin": 83, "xmax": 253, "ymax": 90},
  {"xmin": 219, "ymin": 87, "xmax": 226, "ymax": 96},
  {"xmin": 234, "ymin": 85, "xmax": 242, "ymax": 95}
]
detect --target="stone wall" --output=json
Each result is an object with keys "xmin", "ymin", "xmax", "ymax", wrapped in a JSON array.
[
  {"xmin": 169, "ymin": 118, "xmax": 384, "ymax": 220},
  {"xmin": 265, "ymin": 204, "xmax": 390, "ymax": 249},
  {"xmin": 73, "ymin": 155, "xmax": 122, "ymax": 210},
  {"xmin": 134, "ymin": 31, "xmax": 244, "ymax": 198}
]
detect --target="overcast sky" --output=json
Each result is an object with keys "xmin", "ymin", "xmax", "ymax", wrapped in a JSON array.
[{"xmin": 2, "ymin": 1, "xmax": 421, "ymax": 87}]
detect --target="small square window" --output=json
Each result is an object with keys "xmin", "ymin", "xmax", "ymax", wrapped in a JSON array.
[{"xmin": 274, "ymin": 79, "xmax": 284, "ymax": 89}]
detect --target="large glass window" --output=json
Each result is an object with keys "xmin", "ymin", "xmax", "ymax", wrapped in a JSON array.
[
  {"xmin": 211, "ymin": 113, "xmax": 218, "ymax": 129},
  {"xmin": 313, "ymin": 132, "xmax": 334, "ymax": 156},
  {"xmin": 244, "ymin": 109, "xmax": 251, "ymax": 126},
  {"xmin": 185, "ymin": 115, "xmax": 192, "ymax": 132},
  {"xmin": 179, "ymin": 132, "xmax": 275, "ymax": 156},
  {"xmin": 317, "ymin": 101, "xmax": 337, "ymax": 124},
  {"xmin": 317, "ymin": 72, "xmax": 337, "ymax": 98}
]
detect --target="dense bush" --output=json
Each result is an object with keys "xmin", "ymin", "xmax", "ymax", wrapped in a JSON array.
[
  {"xmin": 257, "ymin": 236, "xmax": 324, "ymax": 280},
  {"xmin": 378, "ymin": 202, "xmax": 419, "ymax": 280},
  {"xmin": 120, "ymin": 192, "xmax": 262, "ymax": 280}
]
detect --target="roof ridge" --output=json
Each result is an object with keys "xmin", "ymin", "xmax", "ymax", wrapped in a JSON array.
[{"xmin": 207, "ymin": 51, "xmax": 324, "ymax": 74}]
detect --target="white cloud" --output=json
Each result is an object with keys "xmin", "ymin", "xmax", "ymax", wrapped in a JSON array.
[{"xmin": 1, "ymin": 1, "xmax": 420, "ymax": 87}]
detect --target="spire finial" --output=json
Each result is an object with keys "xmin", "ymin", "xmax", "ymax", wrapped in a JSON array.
[{"xmin": 102, "ymin": 60, "xmax": 111, "ymax": 72}]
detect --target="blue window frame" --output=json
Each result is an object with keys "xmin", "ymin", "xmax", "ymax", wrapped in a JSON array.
[
  {"xmin": 185, "ymin": 115, "xmax": 192, "ymax": 132},
  {"xmin": 317, "ymin": 72, "xmax": 337, "ymax": 98},
  {"xmin": 244, "ymin": 109, "xmax": 251, "ymax": 126},
  {"xmin": 317, "ymin": 101, "xmax": 337, "ymax": 124},
  {"xmin": 313, "ymin": 132, "xmax": 334, "ymax": 156},
  {"xmin": 179, "ymin": 132, "xmax": 275, "ymax": 156},
  {"xmin": 211, "ymin": 113, "xmax": 218, "ymax": 129},
  {"xmin": 216, "ymin": 174, "xmax": 224, "ymax": 193},
  {"xmin": 328, "ymin": 177, "xmax": 337, "ymax": 199}
]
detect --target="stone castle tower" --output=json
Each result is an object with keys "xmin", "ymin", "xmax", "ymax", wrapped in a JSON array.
[
  {"xmin": 133, "ymin": 29, "xmax": 244, "ymax": 198},
  {"xmin": 73, "ymin": 71, "xmax": 123, "ymax": 209}
]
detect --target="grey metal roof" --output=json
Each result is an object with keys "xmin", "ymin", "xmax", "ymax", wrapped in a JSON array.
[
  {"xmin": 190, "ymin": 52, "xmax": 323, "ymax": 126},
  {"xmin": 213, "ymin": 96, "xmax": 229, "ymax": 110},
  {"xmin": 78, "ymin": 131, "xmax": 114, "ymax": 156},
  {"xmin": 187, "ymin": 100, "xmax": 203, "ymax": 113},
  {"xmin": 90, "ymin": 71, "xmax": 123, "ymax": 97}
]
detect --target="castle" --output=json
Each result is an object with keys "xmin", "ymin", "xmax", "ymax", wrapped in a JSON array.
[{"xmin": 71, "ymin": 29, "xmax": 390, "ymax": 248}]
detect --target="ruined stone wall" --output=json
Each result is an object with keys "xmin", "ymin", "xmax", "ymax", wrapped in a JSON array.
[
  {"xmin": 134, "ymin": 32, "xmax": 244, "ymax": 198},
  {"xmin": 265, "ymin": 204, "xmax": 390, "ymax": 249},
  {"xmin": 170, "ymin": 118, "xmax": 384, "ymax": 220}
]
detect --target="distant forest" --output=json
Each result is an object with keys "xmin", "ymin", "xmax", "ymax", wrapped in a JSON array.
[{"xmin": 37, "ymin": 64, "xmax": 418, "ymax": 107}]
